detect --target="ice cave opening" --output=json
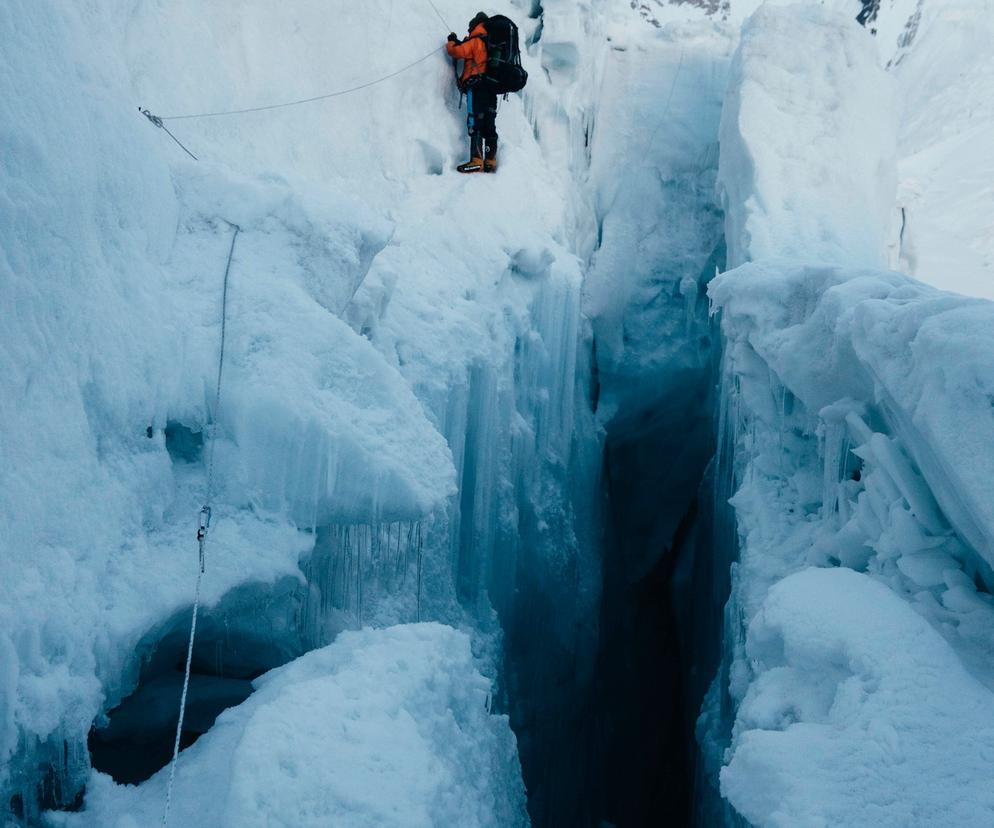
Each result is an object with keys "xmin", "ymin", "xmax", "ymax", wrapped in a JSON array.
[
  {"xmin": 88, "ymin": 579, "xmax": 307, "ymax": 787},
  {"xmin": 88, "ymin": 661, "xmax": 253, "ymax": 786}
]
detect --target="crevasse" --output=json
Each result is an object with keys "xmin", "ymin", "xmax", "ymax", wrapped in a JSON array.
[{"xmin": 5, "ymin": 1, "xmax": 994, "ymax": 827}]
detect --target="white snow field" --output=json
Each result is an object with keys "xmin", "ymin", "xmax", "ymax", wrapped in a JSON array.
[{"xmin": 4, "ymin": 0, "xmax": 994, "ymax": 826}]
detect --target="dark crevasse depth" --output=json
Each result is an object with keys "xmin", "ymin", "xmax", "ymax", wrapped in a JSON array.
[
  {"xmin": 503, "ymin": 330, "xmax": 732, "ymax": 828},
  {"xmin": 504, "ymin": 311, "xmax": 740, "ymax": 827},
  {"xmin": 88, "ymin": 577, "xmax": 308, "ymax": 788}
]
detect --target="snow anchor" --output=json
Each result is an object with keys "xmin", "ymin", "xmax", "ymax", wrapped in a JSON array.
[
  {"xmin": 139, "ymin": 107, "xmax": 198, "ymax": 161},
  {"xmin": 196, "ymin": 505, "xmax": 211, "ymax": 572},
  {"xmin": 161, "ymin": 221, "xmax": 240, "ymax": 828}
]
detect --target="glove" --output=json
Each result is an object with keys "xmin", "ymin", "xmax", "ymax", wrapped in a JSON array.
[{"xmin": 448, "ymin": 32, "xmax": 459, "ymax": 43}]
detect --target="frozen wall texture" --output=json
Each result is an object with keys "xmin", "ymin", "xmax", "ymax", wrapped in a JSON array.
[
  {"xmin": 717, "ymin": 4, "xmax": 897, "ymax": 269},
  {"xmin": 1, "ymin": 0, "xmax": 573, "ymax": 821},
  {"xmin": 704, "ymin": 4, "xmax": 994, "ymax": 825}
]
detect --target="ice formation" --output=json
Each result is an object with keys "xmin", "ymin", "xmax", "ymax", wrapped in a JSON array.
[
  {"xmin": 718, "ymin": 4, "xmax": 897, "ymax": 269},
  {"xmin": 3, "ymin": 0, "xmax": 994, "ymax": 826},
  {"xmin": 700, "ymin": 3, "xmax": 994, "ymax": 825},
  {"xmin": 1, "ymin": 0, "xmax": 556, "ymax": 821}
]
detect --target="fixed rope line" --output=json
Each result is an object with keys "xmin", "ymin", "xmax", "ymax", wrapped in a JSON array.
[
  {"xmin": 424, "ymin": 0, "xmax": 452, "ymax": 32},
  {"xmin": 148, "ymin": 47, "xmax": 443, "ymax": 122},
  {"xmin": 161, "ymin": 221, "xmax": 240, "ymax": 828},
  {"xmin": 139, "ymin": 109, "xmax": 198, "ymax": 160},
  {"xmin": 643, "ymin": 47, "xmax": 686, "ymax": 154},
  {"xmin": 205, "ymin": 222, "xmax": 239, "ymax": 503}
]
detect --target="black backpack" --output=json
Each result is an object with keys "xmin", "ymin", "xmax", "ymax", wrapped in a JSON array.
[{"xmin": 483, "ymin": 15, "xmax": 528, "ymax": 94}]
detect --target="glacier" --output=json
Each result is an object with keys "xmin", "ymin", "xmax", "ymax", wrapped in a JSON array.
[{"xmin": 3, "ymin": 0, "xmax": 994, "ymax": 826}]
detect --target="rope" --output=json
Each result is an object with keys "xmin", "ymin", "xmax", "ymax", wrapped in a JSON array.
[
  {"xmin": 205, "ymin": 223, "xmax": 239, "ymax": 499},
  {"xmin": 416, "ymin": 523, "xmax": 424, "ymax": 623},
  {"xmin": 139, "ymin": 109, "xmax": 199, "ymax": 160},
  {"xmin": 152, "ymin": 48, "xmax": 443, "ymax": 122},
  {"xmin": 424, "ymin": 0, "xmax": 452, "ymax": 32},
  {"xmin": 161, "ymin": 222, "xmax": 240, "ymax": 828},
  {"xmin": 642, "ymin": 47, "xmax": 686, "ymax": 154}
]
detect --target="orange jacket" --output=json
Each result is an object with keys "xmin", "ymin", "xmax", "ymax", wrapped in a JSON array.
[{"xmin": 446, "ymin": 23, "xmax": 488, "ymax": 86}]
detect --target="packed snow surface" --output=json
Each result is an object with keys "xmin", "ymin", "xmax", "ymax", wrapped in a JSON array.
[
  {"xmin": 722, "ymin": 568, "xmax": 994, "ymax": 827},
  {"xmin": 53, "ymin": 624, "xmax": 527, "ymax": 828}
]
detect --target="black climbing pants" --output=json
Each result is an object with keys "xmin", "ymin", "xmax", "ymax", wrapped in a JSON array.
[{"xmin": 466, "ymin": 81, "xmax": 498, "ymax": 142}]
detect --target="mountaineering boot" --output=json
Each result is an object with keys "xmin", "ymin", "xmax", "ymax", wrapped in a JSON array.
[
  {"xmin": 457, "ymin": 137, "xmax": 485, "ymax": 174},
  {"xmin": 484, "ymin": 138, "xmax": 498, "ymax": 173}
]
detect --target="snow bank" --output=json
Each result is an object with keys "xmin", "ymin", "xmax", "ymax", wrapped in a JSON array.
[
  {"xmin": 722, "ymin": 567, "xmax": 994, "ymax": 827},
  {"xmin": 711, "ymin": 260, "xmax": 994, "ymax": 583},
  {"xmin": 718, "ymin": 3, "xmax": 897, "ymax": 269},
  {"xmin": 707, "ymin": 261, "xmax": 994, "ymax": 823},
  {"xmin": 55, "ymin": 624, "xmax": 528, "ymax": 828}
]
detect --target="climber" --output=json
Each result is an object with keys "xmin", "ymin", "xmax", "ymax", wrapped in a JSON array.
[{"xmin": 447, "ymin": 12, "xmax": 499, "ymax": 174}]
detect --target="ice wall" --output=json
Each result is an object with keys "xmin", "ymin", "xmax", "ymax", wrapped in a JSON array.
[
  {"xmin": 710, "ymin": 261, "xmax": 994, "ymax": 825},
  {"xmin": 718, "ymin": 3, "xmax": 897, "ymax": 269},
  {"xmin": 2, "ymin": 0, "xmax": 580, "ymax": 820},
  {"xmin": 703, "ymin": 4, "xmax": 994, "ymax": 824},
  {"xmin": 526, "ymin": 6, "xmax": 737, "ymax": 824}
]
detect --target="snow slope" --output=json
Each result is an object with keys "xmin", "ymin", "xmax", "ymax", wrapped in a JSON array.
[
  {"xmin": 888, "ymin": 0, "xmax": 994, "ymax": 300},
  {"xmin": 675, "ymin": 0, "xmax": 994, "ymax": 299}
]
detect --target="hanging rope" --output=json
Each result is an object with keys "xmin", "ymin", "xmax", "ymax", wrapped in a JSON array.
[
  {"xmin": 153, "ymin": 17, "xmax": 449, "ymax": 818},
  {"xmin": 416, "ymin": 523, "xmax": 424, "ymax": 623},
  {"xmin": 161, "ymin": 221, "xmax": 240, "ymax": 828}
]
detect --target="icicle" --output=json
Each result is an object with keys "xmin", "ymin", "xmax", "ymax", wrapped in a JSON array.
[
  {"xmin": 416, "ymin": 522, "xmax": 424, "ymax": 623},
  {"xmin": 356, "ymin": 526, "xmax": 363, "ymax": 628},
  {"xmin": 821, "ymin": 420, "xmax": 847, "ymax": 519}
]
